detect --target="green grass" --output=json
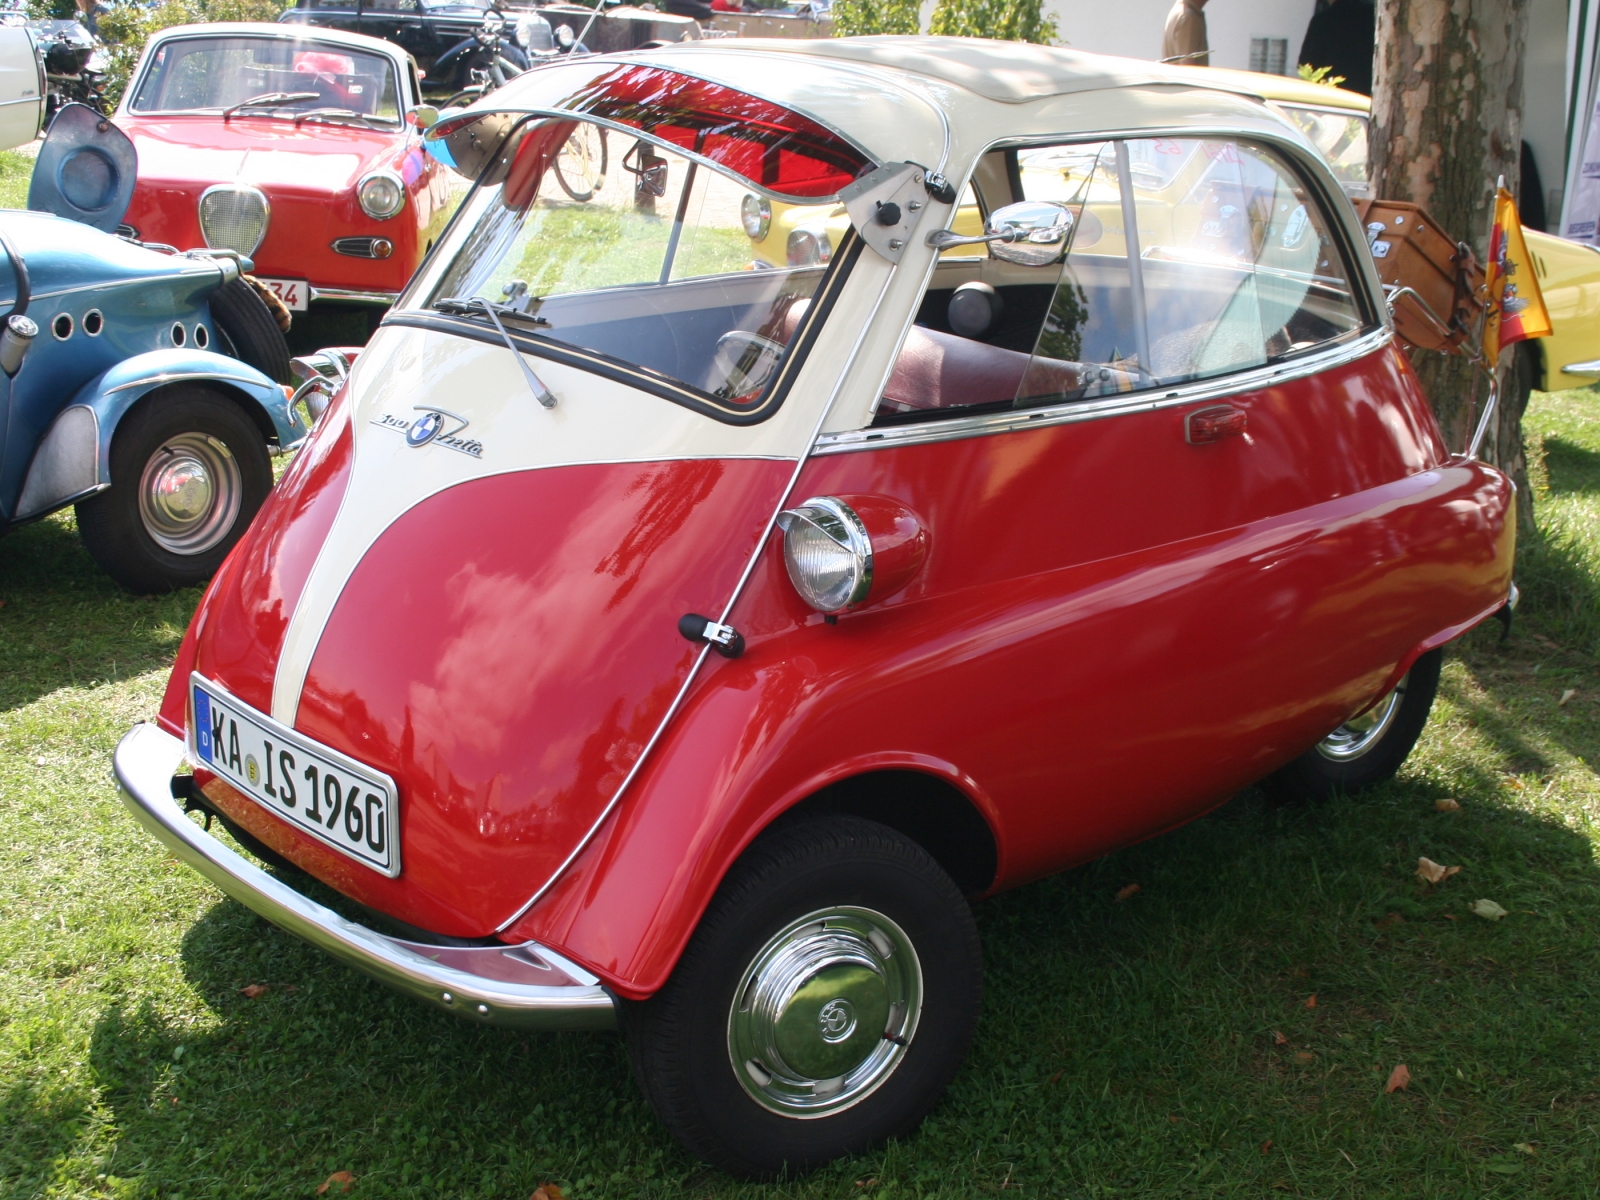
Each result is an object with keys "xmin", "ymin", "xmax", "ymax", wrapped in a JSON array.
[
  {"xmin": 4, "ymin": 392, "xmax": 1600, "ymax": 1199},
  {"xmin": 0, "ymin": 150, "xmax": 34, "ymax": 212}
]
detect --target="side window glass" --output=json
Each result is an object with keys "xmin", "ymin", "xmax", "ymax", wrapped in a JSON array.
[{"xmin": 874, "ymin": 138, "xmax": 1366, "ymax": 425}]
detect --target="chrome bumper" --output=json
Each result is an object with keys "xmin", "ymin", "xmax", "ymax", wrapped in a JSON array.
[{"xmin": 113, "ymin": 722, "xmax": 616, "ymax": 1031}]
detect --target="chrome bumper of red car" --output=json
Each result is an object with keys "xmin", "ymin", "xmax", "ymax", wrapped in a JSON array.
[{"xmin": 114, "ymin": 722, "xmax": 617, "ymax": 1031}]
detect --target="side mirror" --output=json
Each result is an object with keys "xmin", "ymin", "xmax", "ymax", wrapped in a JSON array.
[
  {"xmin": 986, "ymin": 201, "xmax": 1075, "ymax": 267},
  {"xmin": 924, "ymin": 199, "xmax": 1076, "ymax": 267},
  {"xmin": 411, "ymin": 104, "xmax": 439, "ymax": 130}
]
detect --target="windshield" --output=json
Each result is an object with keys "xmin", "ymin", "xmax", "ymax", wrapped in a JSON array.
[
  {"xmin": 1278, "ymin": 106, "xmax": 1368, "ymax": 197},
  {"xmin": 129, "ymin": 36, "xmax": 402, "ymax": 123},
  {"xmin": 424, "ymin": 115, "xmax": 854, "ymax": 417}
]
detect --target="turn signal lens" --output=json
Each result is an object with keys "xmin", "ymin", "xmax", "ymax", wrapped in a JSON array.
[
  {"xmin": 357, "ymin": 171, "xmax": 405, "ymax": 220},
  {"xmin": 776, "ymin": 497, "xmax": 872, "ymax": 614},
  {"xmin": 741, "ymin": 193, "xmax": 771, "ymax": 240}
]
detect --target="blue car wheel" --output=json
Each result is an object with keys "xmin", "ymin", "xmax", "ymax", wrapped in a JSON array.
[{"xmin": 75, "ymin": 384, "xmax": 272, "ymax": 593}]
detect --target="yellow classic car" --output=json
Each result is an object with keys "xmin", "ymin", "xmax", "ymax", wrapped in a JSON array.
[{"xmin": 742, "ymin": 65, "xmax": 1600, "ymax": 389}]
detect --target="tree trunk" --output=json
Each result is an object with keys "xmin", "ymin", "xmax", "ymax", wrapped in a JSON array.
[{"xmin": 1371, "ymin": 0, "xmax": 1537, "ymax": 535}]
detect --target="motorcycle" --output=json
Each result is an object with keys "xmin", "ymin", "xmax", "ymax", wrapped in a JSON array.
[
  {"xmin": 29, "ymin": 20, "xmax": 108, "ymax": 124},
  {"xmin": 436, "ymin": 6, "xmax": 606, "ymax": 202}
]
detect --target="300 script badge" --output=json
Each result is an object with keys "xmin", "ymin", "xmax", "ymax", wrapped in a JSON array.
[{"xmin": 374, "ymin": 406, "xmax": 483, "ymax": 458}]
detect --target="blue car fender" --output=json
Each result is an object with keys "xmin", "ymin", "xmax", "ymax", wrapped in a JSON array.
[{"xmin": 13, "ymin": 349, "xmax": 304, "ymax": 523}]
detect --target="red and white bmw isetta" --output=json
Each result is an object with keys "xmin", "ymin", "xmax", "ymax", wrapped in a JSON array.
[{"xmin": 116, "ymin": 38, "xmax": 1515, "ymax": 1175}]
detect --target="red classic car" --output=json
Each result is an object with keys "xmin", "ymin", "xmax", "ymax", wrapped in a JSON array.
[
  {"xmin": 115, "ymin": 39, "xmax": 1516, "ymax": 1177},
  {"xmin": 114, "ymin": 23, "xmax": 454, "ymax": 319}
]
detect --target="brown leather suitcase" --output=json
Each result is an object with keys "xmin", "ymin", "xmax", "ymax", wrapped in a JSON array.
[{"xmin": 1356, "ymin": 200, "xmax": 1485, "ymax": 355}]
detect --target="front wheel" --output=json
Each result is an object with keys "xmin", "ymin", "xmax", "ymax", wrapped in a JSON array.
[
  {"xmin": 75, "ymin": 386, "xmax": 272, "ymax": 594},
  {"xmin": 622, "ymin": 815, "xmax": 982, "ymax": 1178},
  {"xmin": 1264, "ymin": 648, "xmax": 1442, "ymax": 803}
]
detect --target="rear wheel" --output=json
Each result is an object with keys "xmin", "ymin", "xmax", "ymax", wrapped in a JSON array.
[
  {"xmin": 1265, "ymin": 648, "xmax": 1442, "ymax": 802},
  {"xmin": 622, "ymin": 815, "xmax": 982, "ymax": 1178},
  {"xmin": 554, "ymin": 124, "xmax": 608, "ymax": 202},
  {"xmin": 75, "ymin": 386, "xmax": 272, "ymax": 594},
  {"xmin": 210, "ymin": 276, "xmax": 291, "ymax": 384}
]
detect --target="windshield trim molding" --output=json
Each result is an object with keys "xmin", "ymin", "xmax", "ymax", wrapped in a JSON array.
[{"xmin": 382, "ymin": 232, "xmax": 863, "ymax": 427}]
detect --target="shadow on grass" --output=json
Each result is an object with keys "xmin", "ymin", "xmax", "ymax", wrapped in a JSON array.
[
  {"xmin": 1542, "ymin": 435, "xmax": 1600, "ymax": 495},
  {"xmin": 0, "ymin": 514, "xmax": 200, "ymax": 713},
  {"xmin": 40, "ymin": 629, "xmax": 1600, "ymax": 1198}
]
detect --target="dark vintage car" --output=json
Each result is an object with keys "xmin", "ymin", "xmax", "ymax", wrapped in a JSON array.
[{"xmin": 279, "ymin": 0, "xmax": 700, "ymax": 85}]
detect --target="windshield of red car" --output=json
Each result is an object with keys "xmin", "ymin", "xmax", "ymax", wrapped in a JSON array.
[
  {"xmin": 423, "ymin": 115, "xmax": 851, "ymax": 419},
  {"xmin": 128, "ymin": 37, "xmax": 401, "ymax": 123}
]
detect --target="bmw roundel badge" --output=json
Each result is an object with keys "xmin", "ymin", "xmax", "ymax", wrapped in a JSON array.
[{"xmin": 407, "ymin": 411, "xmax": 444, "ymax": 447}]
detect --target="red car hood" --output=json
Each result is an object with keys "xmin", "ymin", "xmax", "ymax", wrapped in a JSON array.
[{"xmin": 120, "ymin": 115, "xmax": 400, "ymax": 192}]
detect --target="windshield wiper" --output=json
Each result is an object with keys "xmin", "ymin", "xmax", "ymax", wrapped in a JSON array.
[
  {"xmin": 293, "ymin": 107, "xmax": 396, "ymax": 128},
  {"xmin": 434, "ymin": 296, "xmax": 557, "ymax": 408},
  {"xmin": 222, "ymin": 91, "xmax": 320, "ymax": 122}
]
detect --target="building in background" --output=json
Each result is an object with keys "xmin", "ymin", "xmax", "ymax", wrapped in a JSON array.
[{"xmin": 1037, "ymin": 0, "xmax": 1570, "ymax": 234}]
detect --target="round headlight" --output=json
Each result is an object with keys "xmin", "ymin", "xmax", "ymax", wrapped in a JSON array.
[
  {"xmin": 357, "ymin": 171, "xmax": 405, "ymax": 220},
  {"xmin": 786, "ymin": 227, "xmax": 832, "ymax": 267},
  {"xmin": 741, "ymin": 193, "xmax": 771, "ymax": 240},
  {"xmin": 776, "ymin": 497, "xmax": 873, "ymax": 614}
]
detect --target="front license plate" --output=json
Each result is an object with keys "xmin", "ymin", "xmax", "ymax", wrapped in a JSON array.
[
  {"xmin": 188, "ymin": 674, "xmax": 400, "ymax": 876},
  {"xmin": 256, "ymin": 277, "xmax": 309, "ymax": 311}
]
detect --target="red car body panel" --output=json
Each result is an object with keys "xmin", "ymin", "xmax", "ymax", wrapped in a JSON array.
[
  {"xmin": 170, "ymin": 449, "xmax": 795, "ymax": 936},
  {"xmin": 118, "ymin": 114, "xmax": 452, "ymax": 294},
  {"xmin": 497, "ymin": 343, "xmax": 1512, "ymax": 995},
  {"xmin": 159, "ymin": 337, "xmax": 1513, "ymax": 996}
]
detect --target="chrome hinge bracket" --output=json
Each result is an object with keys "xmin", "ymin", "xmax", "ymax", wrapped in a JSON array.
[{"xmin": 678, "ymin": 612, "xmax": 745, "ymax": 658}]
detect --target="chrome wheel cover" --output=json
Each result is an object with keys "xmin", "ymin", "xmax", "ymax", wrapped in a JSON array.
[
  {"xmin": 136, "ymin": 432, "xmax": 241, "ymax": 555},
  {"xmin": 728, "ymin": 906, "xmax": 921, "ymax": 1118},
  {"xmin": 1316, "ymin": 671, "xmax": 1409, "ymax": 762}
]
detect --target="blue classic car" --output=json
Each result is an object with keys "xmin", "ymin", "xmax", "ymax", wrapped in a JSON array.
[{"xmin": 2, "ymin": 104, "xmax": 300, "ymax": 592}]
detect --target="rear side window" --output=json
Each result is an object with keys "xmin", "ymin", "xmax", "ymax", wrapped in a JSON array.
[{"xmin": 876, "ymin": 137, "xmax": 1368, "ymax": 424}]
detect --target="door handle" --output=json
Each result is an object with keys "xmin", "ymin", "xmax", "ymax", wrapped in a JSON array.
[{"xmin": 1185, "ymin": 404, "xmax": 1248, "ymax": 445}]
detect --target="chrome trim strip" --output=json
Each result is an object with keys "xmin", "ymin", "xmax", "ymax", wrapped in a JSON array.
[
  {"xmin": 309, "ymin": 286, "xmax": 400, "ymax": 305},
  {"xmin": 105, "ymin": 369, "xmax": 271, "ymax": 395},
  {"xmin": 814, "ymin": 326, "xmax": 1392, "ymax": 455},
  {"xmin": 1561, "ymin": 358, "xmax": 1600, "ymax": 376},
  {"xmin": 0, "ymin": 94, "xmax": 43, "ymax": 109},
  {"xmin": 114, "ymin": 723, "xmax": 617, "ymax": 1031}
]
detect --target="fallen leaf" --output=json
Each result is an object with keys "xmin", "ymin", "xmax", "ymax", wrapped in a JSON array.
[
  {"xmin": 1305, "ymin": 994, "xmax": 1317, "ymax": 1009},
  {"xmin": 530, "ymin": 1188, "xmax": 565, "ymax": 1200},
  {"xmin": 1259, "ymin": 1139, "xmax": 1274, "ymax": 1154},
  {"xmin": 1559, "ymin": 689, "xmax": 1576, "ymax": 706},
  {"xmin": 1416, "ymin": 857, "xmax": 1462, "ymax": 885},
  {"xmin": 1115, "ymin": 883, "xmax": 1141, "ymax": 901},
  {"xmin": 1169, "ymin": 1114, "xmax": 1180, "ymax": 1124},
  {"xmin": 1048, "ymin": 1071, "xmax": 1062, "ymax": 1084},
  {"xmin": 1434, "ymin": 798, "xmax": 1461, "ymax": 812},
  {"xmin": 1296, "ymin": 1051, "xmax": 1314, "ymax": 1063},
  {"xmin": 1514, "ymin": 1143, "xmax": 1537, "ymax": 1156},
  {"xmin": 1506, "ymin": 776, "xmax": 1527, "ymax": 791},
  {"xmin": 317, "ymin": 1173, "xmax": 355, "ymax": 1196},
  {"xmin": 1375, "ymin": 912, "xmax": 1404, "ymax": 930},
  {"xmin": 1470, "ymin": 899, "xmax": 1509, "ymax": 921},
  {"xmin": 1384, "ymin": 1063, "xmax": 1411, "ymax": 1093},
  {"xmin": 853, "ymin": 1181, "xmax": 878, "ymax": 1190},
  {"xmin": 239, "ymin": 984, "xmax": 270, "ymax": 999},
  {"xmin": 1273, "ymin": 1030, "xmax": 1289, "ymax": 1045},
  {"xmin": 1442, "ymin": 913, "xmax": 1458, "ymax": 921}
]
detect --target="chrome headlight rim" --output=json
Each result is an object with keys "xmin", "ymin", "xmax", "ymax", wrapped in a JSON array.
[
  {"xmin": 356, "ymin": 169, "xmax": 406, "ymax": 221},
  {"xmin": 776, "ymin": 495, "xmax": 873, "ymax": 614},
  {"xmin": 785, "ymin": 226, "xmax": 832, "ymax": 267},
  {"xmin": 197, "ymin": 182, "xmax": 270, "ymax": 257},
  {"xmin": 741, "ymin": 192, "xmax": 771, "ymax": 240}
]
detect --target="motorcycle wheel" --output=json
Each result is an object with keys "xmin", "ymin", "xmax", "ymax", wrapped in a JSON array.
[{"xmin": 554, "ymin": 125, "xmax": 608, "ymax": 202}]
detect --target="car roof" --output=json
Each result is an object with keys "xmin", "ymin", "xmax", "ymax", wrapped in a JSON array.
[
  {"xmin": 471, "ymin": 39, "xmax": 1319, "ymax": 190},
  {"xmin": 142, "ymin": 21, "xmax": 413, "ymax": 66}
]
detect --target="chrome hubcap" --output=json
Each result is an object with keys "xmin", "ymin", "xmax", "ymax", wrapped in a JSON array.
[
  {"xmin": 728, "ymin": 906, "xmax": 921, "ymax": 1118},
  {"xmin": 136, "ymin": 433, "xmax": 241, "ymax": 555},
  {"xmin": 1316, "ymin": 671, "xmax": 1409, "ymax": 761}
]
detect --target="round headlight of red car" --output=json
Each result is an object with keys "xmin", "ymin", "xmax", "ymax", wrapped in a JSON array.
[
  {"xmin": 777, "ymin": 497, "xmax": 872, "ymax": 613},
  {"xmin": 357, "ymin": 171, "xmax": 405, "ymax": 220}
]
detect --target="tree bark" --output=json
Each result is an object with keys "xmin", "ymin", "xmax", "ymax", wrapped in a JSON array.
[{"xmin": 1371, "ymin": 0, "xmax": 1536, "ymax": 534}]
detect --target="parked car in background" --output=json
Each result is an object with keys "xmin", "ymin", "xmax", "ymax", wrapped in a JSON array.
[
  {"xmin": 1194, "ymin": 68, "xmax": 1600, "ymax": 393},
  {"xmin": 116, "ymin": 40, "xmax": 1514, "ymax": 1177},
  {"xmin": 114, "ymin": 24, "xmax": 455, "ymax": 324},
  {"xmin": 6, "ymin": 104, "xmax": 300, "ymax": 592},
  {"xmin": 281, "ymin": 0, "xmax": 697, "ymax": 85},
  {"xmin": 0, "ymin": 23, "xmax": 43, "ymax": 145}
]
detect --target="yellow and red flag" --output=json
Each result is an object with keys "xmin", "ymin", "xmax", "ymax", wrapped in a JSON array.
[{"xmin": 1483, "ymin": 185, "xmax": 1552, "ymax": 368}]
